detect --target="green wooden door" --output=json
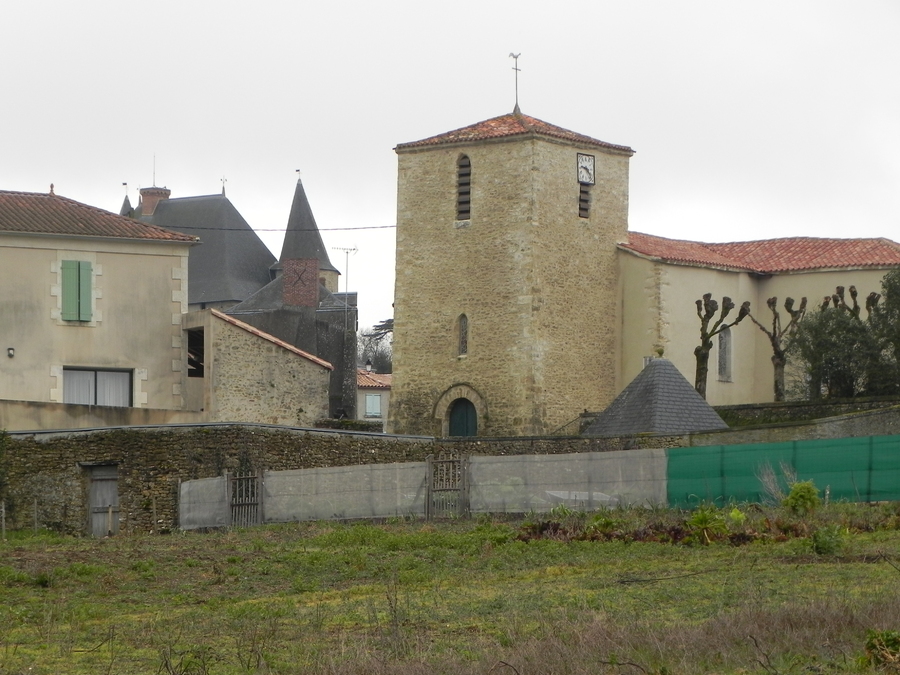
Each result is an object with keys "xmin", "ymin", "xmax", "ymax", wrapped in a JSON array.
[{"xmin": 449, "ymin": 398, "xmax": 477, "ymax": 437}]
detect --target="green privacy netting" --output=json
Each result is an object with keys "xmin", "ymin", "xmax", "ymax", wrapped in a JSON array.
[{"xmin": 667, "ymin": 435, "xmax": 900, "ymax": 508}]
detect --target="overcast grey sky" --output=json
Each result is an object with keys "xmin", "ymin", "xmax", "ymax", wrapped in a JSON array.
[{"xmin": 2, "ymin": 1, "xmax": 898, "ymax": 328}]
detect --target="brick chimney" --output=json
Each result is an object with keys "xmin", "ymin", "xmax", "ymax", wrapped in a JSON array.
[
  {"xmin": 282, "ymin": 259, "xmax": 319, "ymax": 307},
  {"xmin": 139, "ymin": 187, "xmax": 171, "ymax": 216}
]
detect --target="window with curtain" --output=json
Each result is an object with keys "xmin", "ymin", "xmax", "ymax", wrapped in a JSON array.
[{"xmin": 63, "ymin": 368, "xmax": 131, "ymax": 406}]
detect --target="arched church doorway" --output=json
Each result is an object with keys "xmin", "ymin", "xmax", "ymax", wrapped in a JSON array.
[{"xmin": 448, "ymin": 398, "xmax": 477, "ymax": 436}]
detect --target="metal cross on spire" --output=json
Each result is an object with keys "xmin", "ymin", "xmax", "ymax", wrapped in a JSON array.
[
  {"xmin": 509, "ymin": 52, "xmax": 521, "ymax": 113},
  {"xmin": 220, "ymin": 176, "xmax": 227, "ymax": 196}
]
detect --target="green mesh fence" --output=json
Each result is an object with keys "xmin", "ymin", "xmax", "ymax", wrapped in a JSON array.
[{"xmin": 667, "ymin": 435, "xmax": 900, "ymax": 508}]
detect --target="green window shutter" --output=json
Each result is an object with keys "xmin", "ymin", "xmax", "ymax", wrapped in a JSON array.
[
  {"xmin": 78, "ymin": 261, "xmax": 92, "ymax": 321},
  {"xmin": 61, "ymin": 260, "xmax": 92, "ymax": 322},
  {"xmin": 61, "ymin": 260, "xmax": 79, "ymax": 321}
]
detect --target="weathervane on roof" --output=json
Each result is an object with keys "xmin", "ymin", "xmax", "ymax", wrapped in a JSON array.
[
  {"xmin": 509, "ymin": 52, "xmax": 521, "ymax": 114},
  {"xmin": 220, "ymin": 176, "xmax": 227, "ymax": 196}
]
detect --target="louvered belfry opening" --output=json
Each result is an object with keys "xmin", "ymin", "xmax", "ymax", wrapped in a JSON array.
[
  {"xmin": 456, "ymin": 155, "xmax": 471, "ymax": 220},
  {"xmin": 578, "ymin": 184, "xmax": 591, "ymax": 218}
]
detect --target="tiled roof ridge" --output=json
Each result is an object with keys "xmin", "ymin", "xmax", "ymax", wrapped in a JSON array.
[
  {"xmin": 621, "ymin": 231, "xmax": 900, "ymax": 273},
  {"xmin": 357, "ymin": 369, "xmax": 392, "ymax": 388},
  {"xmin": 211, "ymin": 309, "xmax": 333, "ymax": 370},
  {"xmin": 396, "ymin": 110, "xmax": 634, "ymax": 154},
  {"xmin": 0, "ymin": 189, "xmax": 198, "ymax": 242}
]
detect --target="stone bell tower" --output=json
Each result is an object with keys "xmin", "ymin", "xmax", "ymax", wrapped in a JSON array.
[{"xmin": 387, "ymin": 109, "xmax": 634, "ymax": 437}]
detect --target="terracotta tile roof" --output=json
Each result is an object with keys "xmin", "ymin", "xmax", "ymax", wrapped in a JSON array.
[
  {"xmin": 621, "ymin": 232, "xmax": 900, "ymax": 273},
  {"xmin": 357, "ymin": 369, "xmax": 392, "ymax": 389},
  {"xmin": 211, "ymin": 309, "xmax": 333, "ymax": 370},
  {"xmin": 0, "ymin": 189, "xmax": 197, "ymax": 243},
  {"xmin": 396, "ymin": 110, "xmax": 634, "ymax": 155}
]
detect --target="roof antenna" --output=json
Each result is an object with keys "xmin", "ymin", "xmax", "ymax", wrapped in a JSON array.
[
  {"xmin": 220, "ymin": 176, "xmax": 227, "ymax": 196},
  {"xmin": 509, "ymin": 53, "xmax": 521, "ymax": 114},
  {"xmin": 152, "ymin": 153, "xmax": 156, "ymax": 187}
]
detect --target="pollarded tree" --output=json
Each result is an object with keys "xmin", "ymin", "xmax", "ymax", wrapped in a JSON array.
[
  {"xmin": 788, "ymin": 285, "xmax": 895, "ymax": 399},
  {"xmin": 748, "ymin": 296, "xmax": 807, "ymax": 401},
  {"xmin": 694, "ymin": 294, "xmax": 750, "ymax": 399}
]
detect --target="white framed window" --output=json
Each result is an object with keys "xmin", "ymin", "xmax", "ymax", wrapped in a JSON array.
[
  {"xmin": 365, "ymin": 393, "xmax": 382, "ymax": 418},
  {"xmin": 63, "ymin": 368, "xmax": 132, "ymax": 407}
]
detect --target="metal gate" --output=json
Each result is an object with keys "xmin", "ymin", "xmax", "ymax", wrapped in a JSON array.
[
  {"xmin": 226, "ymin": 471, "xmax": 262, "ymax": 527},
  {"xmin": 425, "ymin": 453, "xmax": 469, "ymax": 519}
]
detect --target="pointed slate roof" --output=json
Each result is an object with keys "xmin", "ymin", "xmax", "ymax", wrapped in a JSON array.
[
  {"xmin": 583, "ymin": 359, "xmax": 728, "ymax": 437},
  {"xmin": 136, "ymin": 193, "xmax": 275, "ymax": 306},
  {"xmin": 119, "ymin": 195, "xmax": 133, "ymax": 217},
  {"xmin": 0, "ymin": 190, "xmax": 195, "ymax": 243},
  {"xmin": 395, "ymin": 110, "xmax": 634, "ymax": 155},
  {"xmin": 278, "ymin": 178, "xmax": 338, "ymax": 274}
]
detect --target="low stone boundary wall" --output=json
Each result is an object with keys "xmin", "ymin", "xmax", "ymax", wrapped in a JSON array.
[{"xmin": 3, "ymin": 404, "xmax": 900, "ymax": 535}]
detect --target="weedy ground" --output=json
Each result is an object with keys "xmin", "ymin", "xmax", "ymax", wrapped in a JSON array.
[{"xmin": 0, "ymin": 501, "xmax": 899, "ymax": 674}]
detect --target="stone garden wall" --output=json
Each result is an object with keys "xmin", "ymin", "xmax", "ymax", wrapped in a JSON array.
[{"xmin": 4, "ymin": 403, "xmax": 900, "ymax": 535}]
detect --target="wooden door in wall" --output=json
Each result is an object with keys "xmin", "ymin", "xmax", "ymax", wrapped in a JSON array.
[
  {"xmin": 449, "ymin": 398, "xmax": 477, "ymax": 437},
  {"xmin": 88, "ymin": 465, "xmax": 119, "ymax": 536}
]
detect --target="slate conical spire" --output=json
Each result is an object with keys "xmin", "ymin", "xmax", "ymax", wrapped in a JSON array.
[{"xmin": 280, "ymin": 178, "xmax": 338, "ymax": 274}]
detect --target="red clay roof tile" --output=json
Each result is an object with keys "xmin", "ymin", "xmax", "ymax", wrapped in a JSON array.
[
  {"xmin": 621, "ymin": 232, "xmax": 900, "ymax": 273},
  {"xmin": 357, "ymin": 369, "xmax": 392, "ymax": 388},
  {"xmin": 0, "ymin": 190, "xmax": 197, "ymax": 243},
  {"xmin": 396, "ymin": 111, "xmax": 634, "ymax": 154}
]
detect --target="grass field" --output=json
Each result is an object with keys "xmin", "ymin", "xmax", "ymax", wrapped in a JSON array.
[{"xmin": 1, "ymin": 501, "xmax": 899, "ymax": 674}]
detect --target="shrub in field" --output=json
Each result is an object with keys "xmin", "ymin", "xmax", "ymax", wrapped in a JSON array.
[
  {"xmin": 686, "ymin": 504, "xmax": 727, "ymax": 544},
  {"xmin": 810, "ymin": 524, "xmax": 843, "ymax": 555},
  {"xmin": 782, "ymin": 480, "xmax": 821, "ymax": 514},
  {"xmin": 863, "ymin": 629, "xmax": 900, "ymax": 669},
  {"xmin": 726, "ymin": 507, "xmax": 747, "ymax": 529}
]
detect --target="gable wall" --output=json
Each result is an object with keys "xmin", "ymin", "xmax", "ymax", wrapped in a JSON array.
[
  {"xmin": 205, "ymin": 314, "xmax": 330, "ymax": 426},
  {"xmin": 0, "ymin": 234, "xmax": 189, "ymax": 412}
]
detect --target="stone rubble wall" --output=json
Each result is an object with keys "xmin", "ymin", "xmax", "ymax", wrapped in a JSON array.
[{"xmin": 4, "ymin": 404, "xmax": 899, "ymax": 535}]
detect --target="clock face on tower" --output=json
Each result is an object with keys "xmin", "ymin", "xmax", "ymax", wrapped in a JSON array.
[{"xmin": 577, "ymin": 153, "xmax": 595, "ymax": 185}]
